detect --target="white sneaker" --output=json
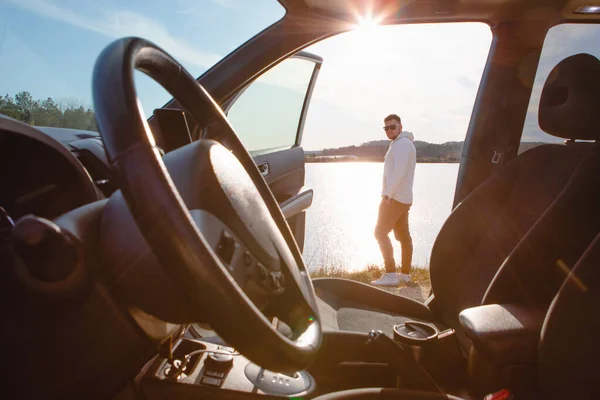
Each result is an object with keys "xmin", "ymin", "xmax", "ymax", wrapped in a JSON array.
[
  {"xmin": 371, "ymin": 273, "xmax": 399, "ymax": 286},
  {"xmin": 398, "ymin": 273, "xmax": 411, "ymax": 283}
]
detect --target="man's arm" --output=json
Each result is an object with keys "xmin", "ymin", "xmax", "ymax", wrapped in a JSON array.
[{"xmin": 382, "ymin": 141, "xmax": 411, "ymax": 199}]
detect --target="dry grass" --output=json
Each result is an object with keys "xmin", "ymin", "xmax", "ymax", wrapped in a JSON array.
[
  {"xmin": 309, "ymin": 265, "xmax": 432, "ymax": 302},
  {"xmin": 309, "ymin": 264, "xmax": 431, "ymax": 286}
]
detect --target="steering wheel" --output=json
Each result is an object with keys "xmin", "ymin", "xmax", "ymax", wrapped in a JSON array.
[{"xmin": 92, "ymin": 37, "xmax": 321, "ymax": 373}]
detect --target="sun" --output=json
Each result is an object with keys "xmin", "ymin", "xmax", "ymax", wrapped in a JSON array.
[
  {"xmin": 349, "ymin": 10, "xmax": 384, "ymax": 54},
  {"xmin": 354, "ymin": 11, "xmax": 381, "ymax": 31}
]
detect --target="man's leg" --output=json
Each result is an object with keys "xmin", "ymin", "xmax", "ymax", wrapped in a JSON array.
[
  {"xmin": 393, "ymin": 203, "xmax": 413, "ymax": 275},
  {"xmin": 374, "ymin": 200, "xmax": 398, "ymax": 273}
]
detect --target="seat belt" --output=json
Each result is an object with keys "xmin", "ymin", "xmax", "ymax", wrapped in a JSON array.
[{"xmin": 489, "ymin": 113, "xmax": 515, "ymax": 167}]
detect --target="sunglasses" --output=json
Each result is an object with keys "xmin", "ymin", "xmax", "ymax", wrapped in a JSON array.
[{"xmin": 383, "ymin": 124, "xmax": 398, "ymax": 131}]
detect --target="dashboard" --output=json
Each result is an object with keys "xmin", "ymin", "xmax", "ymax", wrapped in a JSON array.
[
  {"xmin": 0, "ymin": 122, "xmax": 102, "ymax": 221},
  {"xmin": 0, "ymin": 110, "xmax": 194, "ymax": 222}
]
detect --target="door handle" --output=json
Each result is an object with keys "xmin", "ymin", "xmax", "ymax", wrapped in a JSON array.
[{"xmin": 257, "ymin": 162, "xmax": 269, "ymax": 177}]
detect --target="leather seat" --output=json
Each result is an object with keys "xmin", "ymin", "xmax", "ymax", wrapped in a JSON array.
[
  {"xmin": 313, "ymin": 52, "xmax": 600, "ymax": 356},
  {"xmin": 538, "ymin": 232, "xmax": 600, "ymax": 400},
  {"xmin": 314, "ymin": 232, "xmax": 600, "ymax": 399}
]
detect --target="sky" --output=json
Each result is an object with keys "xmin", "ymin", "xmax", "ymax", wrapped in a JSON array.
[
  {"xmin": 1, "ymin": 0, "xmax": 598, "ymax": 150},
  {"xmin": 302, "ymin": 23, "xmax": 492, "ymax": 149},
  {"xmin": 0, "ymin": 0, "xmax": 283, "ymax": 118}
]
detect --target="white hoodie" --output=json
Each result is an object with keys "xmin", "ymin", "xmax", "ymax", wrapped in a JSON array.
[{"xmin": 382, "ymin": 131, "xmax": 416, "ymax": 204}]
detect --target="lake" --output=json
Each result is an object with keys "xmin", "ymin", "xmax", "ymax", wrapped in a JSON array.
[{"xmin": 302, "ymin": 162, "xmax": 459, "ymax": 271}]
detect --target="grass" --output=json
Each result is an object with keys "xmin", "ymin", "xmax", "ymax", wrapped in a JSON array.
[{"xmin": 309, "ymin": 264, "xmax": 431, "ymax": 287}]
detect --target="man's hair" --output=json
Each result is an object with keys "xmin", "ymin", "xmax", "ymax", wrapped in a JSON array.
[{"xmin": 384, "ymin": 114, "xmax": 401, "ymax": 124}]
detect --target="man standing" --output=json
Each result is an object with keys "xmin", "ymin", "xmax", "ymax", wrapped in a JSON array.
[{"xmin": 371, "ymin": 114, "xmax": 416, "ymax": 286}]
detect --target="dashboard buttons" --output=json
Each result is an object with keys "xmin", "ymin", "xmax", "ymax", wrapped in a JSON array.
[
  {"xmin": 216, "ymin": 232, "xmax": 236, "ymax": 265},
  {"xmin": 270, "ymin": 271, "xmax": 285, "ymax": 291},
  {"xmin": 257, "ymin": 263, "xmax": 268, "ymax": 281}
]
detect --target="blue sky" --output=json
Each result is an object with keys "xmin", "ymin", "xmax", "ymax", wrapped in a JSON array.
[
  {"xmin": 0, "ymin": 0, "xmax": 284, "ymax": 117},
  {"xmin": 1, "ymin": 0, "xmax": 595, "ymax": 150}
]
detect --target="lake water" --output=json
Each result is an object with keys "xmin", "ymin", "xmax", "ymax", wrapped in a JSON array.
[{"xmin": 302, "ymin": 162, "xmax": 459, "ymax": 271}]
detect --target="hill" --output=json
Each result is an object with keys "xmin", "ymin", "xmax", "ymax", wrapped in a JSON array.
[{"xmin": 306, "ymin": 136, "xmax": 546, "ymax": 163}]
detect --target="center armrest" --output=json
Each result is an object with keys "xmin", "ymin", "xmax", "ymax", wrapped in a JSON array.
[{"xmin": 458, "ymin": 304, "xmax": 545, "ymax": 366}]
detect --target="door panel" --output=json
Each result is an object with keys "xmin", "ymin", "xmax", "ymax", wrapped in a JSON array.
[
  {"xmin": 225, "ymin": 51, "xmax": 322, "ymax": 251},
  {"xmin": 254, "ymin": 146, "xmax": 312, "ymax": 252},
  {"xmin": 254, "ymin": 146, "xmax": 305, "ymax": 202}
]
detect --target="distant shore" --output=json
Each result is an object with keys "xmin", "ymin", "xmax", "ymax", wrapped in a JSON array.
[
  {"xmin": 304, "ymin": 140, "xmax": 545, "ymax": 165},
  {"xmin": 305, "ymin": 155, "xmax": 459, "ymax": 163}
]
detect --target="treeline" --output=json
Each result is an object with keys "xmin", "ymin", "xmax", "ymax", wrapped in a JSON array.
[{"xmin": 0, "ymin": 91, "xmax": 97, "ymax": 131}]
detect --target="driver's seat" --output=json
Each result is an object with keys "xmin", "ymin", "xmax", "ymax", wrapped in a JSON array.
[
  {"xmin": 312, "ymin": 53, "xmax": 600, "ymax": 353},
  {"xmin": 314, "ymin": 232, "xmax": 600, "ymax": 399}
]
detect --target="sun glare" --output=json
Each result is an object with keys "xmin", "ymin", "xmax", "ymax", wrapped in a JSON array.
[
  {"xmin": 354, "ymin": 11, "xmax": 381, "ymax": 31},
  {"xmin": 349, "ymin": 10, "xmax": 384, "ymax": 52}
]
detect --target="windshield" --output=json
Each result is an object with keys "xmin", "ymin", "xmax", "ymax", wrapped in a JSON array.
[{"xmin": 0, "ymin": 0, "xmax": 285, "ymax": 130}]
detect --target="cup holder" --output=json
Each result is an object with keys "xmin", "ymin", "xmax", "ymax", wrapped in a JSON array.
[{"xmin": 393, "ymin": 321, "xmax": 439, "ymax": 346}]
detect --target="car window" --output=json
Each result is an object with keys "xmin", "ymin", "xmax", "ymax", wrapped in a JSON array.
[
  {"xmin": 520, "ymin": 23, "xmax": 600, "ymax": 149},
  {"xmin": 293, "ymin": 23, "xmax": 492, "ymax": 271},
  {"xmin": 0, "ymin": 0, "xmax": 285, "ymax": 130},
  {"xmin": 227, "ymin": 57, "xmax": 318, "ymax": 154}
]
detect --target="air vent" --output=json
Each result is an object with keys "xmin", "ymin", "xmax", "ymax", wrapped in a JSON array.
[
  {"xmin": 74, "ymin": 133, "xmax": 100, "ymax": 140},
  {"xmin": 76, "ymin": 150, "xmax": 117, "ymax": 198}
]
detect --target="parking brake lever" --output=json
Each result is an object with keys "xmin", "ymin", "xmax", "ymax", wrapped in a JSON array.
[{"xmin": 366, "ymin": 330, "xmax": 441, "ymax": 393}]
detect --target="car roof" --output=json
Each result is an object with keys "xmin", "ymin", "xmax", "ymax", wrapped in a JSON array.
[{"xmin": 280, "ymin": 0, "xmax": 600, "ymax": 26}]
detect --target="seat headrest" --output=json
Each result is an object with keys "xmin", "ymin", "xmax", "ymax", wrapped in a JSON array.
[{"xmin": 539, "ymin": 53, "xmax": 600, "ymax": 141}]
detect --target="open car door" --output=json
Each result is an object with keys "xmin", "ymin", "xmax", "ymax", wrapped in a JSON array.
[{"xmin": 224, "ymin": 51, "xmax": 322, "ymax": 252}]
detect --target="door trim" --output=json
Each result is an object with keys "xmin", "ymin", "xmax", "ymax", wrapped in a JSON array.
[
  {"xmin": 295, "ymin": 52, "xmax": 322, "ymax": 147},
  {"xmin": 280, "ymin": 187, "xmax": 313, "ymax": 220}
]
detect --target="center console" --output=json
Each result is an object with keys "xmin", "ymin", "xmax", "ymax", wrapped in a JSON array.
[
  {"xmin": 137, "ymin": 320, "xmax": 464, "ymax": 399},
  {"xmin": 458, "ymin": 303, "xmax": 545, "ymax": 398},
  {"xmin": 391, "ymin": 320, "xmax": 465, "ymax": 388},
  {"xmin": 139, "ymin": 337, "xmax": 316, "ymax": 399}
]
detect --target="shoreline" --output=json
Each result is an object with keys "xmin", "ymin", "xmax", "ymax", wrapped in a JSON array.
[{"xmin": 305, "ymin": 157, "xmax": 459, "ymax": 163}]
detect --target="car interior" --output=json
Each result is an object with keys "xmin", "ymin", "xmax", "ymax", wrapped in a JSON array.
[{"xmin": 0, "ymin": 0, "xmax": 599, "ymax": 399}]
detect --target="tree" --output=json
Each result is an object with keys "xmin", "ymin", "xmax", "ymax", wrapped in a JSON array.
[
  {"xmin": 0, "ymin": 94, "xmax": 21, "ymax": 120},
  {"xmin": 0, "ymin": 92, "xmax": 98, "ymax": 131},
  {"xmin": 32, "ymin": 97, "xmax": 61, "ymax": 127},
  {"xmin": 14, "ymin": 91, "xmax": 37, "ymax": 123}
]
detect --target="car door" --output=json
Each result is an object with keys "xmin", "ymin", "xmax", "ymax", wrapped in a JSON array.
[{"xmin": 223, "ymin": 51, "xmax": 322, "ymax": 252}]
